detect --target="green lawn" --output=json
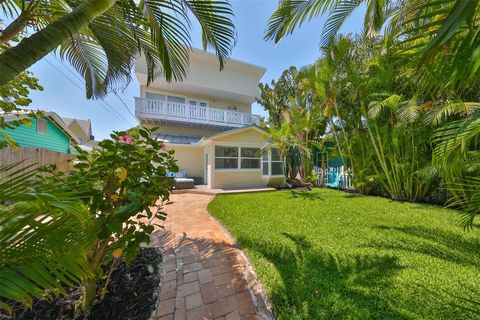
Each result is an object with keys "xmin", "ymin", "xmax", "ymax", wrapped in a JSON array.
[{"xmin": 208, "ymin": 188, "xmax": 480, "ymax": 320}]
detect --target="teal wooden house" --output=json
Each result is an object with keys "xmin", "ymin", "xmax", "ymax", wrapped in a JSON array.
[{"xmin": 2, "ymin": 112, "xmax": 80, "ymax": 154}]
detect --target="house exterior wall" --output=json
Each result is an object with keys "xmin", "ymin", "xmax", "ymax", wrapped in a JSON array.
[
  {"xmin": 3, "ymin": 118, "xmax": 71, "ymax": 154},
  {"xmin": 168, "ymin": 144, "xmax": 204, "ymax": 179},
  {"xmin": 213, "ymin": 129, "xmax": 268, "ymax": 143},
  {"xmin": 142, "ymin": 123, "xmax": 221, "ymax": 138},
  {"xmin": 140, "ymin": 87, "xmax": 252, "ymax": 114},
  {"xmin": 136, "ymin": 49, "xmax": 266, "ymax": 105},
  {"xmin": 210, "ymin": 128, "xmax": 285, "ymax": 189},
  {"xmin": 68, "ymin": 121, "xmax": 89, "ymax": 144},
  {"xmin": 214, "ymin": 171, "xmax": 265, "ymax": 188}
]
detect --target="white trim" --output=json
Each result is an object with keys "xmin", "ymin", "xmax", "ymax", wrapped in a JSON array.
[
  {"xmin": 201, "ymin": 125, "xmax": 266, "ymax": 142},
  {"xmin": 214, "ymin": 145, "xmax": 262, "ymax": 171},
  {"xmin": 214, "ymin": 141, "xmax": 263, "ymax": 147},
  {"xmin": 260, "ymin": 149, "xmax": 285, "ymax": 178},
  {"xmin": 166, "ymin": 143, "xmax": 203, "ymax": 148},
  {"xmin": 261, "ymin": 152, "xmax": 269, "ymax": 177},
  {"xmin": 214, "ymin": 169, "xmax": 261, "ymax": 173}
]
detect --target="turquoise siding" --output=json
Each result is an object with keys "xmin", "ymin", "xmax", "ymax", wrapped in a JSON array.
[{"xmin": 3, "ymin": 117, "xmax": 71, "ymax": 154}]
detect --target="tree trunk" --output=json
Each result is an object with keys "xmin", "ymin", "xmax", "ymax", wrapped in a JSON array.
[
  {"xmin": 0, "ymin": 13, "xmax": 31, "ymax": 44},
  {"xmin": 0, "ymin": 0, "xmax": 117, "ymax": 86}
]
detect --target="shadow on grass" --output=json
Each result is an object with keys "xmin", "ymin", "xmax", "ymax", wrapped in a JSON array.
[
  {"xmin": 288, "ymin": 190, "xmax": 325, "ymax": 201},
  {"xmin": 364, "ymin": 225, "xmax": 480, "ymax": 318},
  {"xmin": 370, "ymin": 225, "xmax": 480, "ymax": 268},
  {"xmin": 238, "ymin": 232, "xmax": 409, "ymax": 319}
]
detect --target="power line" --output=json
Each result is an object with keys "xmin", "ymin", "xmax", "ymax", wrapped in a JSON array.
[
  {"xmin": 52, "ymin": 55, "xmax": 138, "ymax": 122},
  {"xmin": 47, "ymin": 55, "xmax": 135, "ymax": 126},
  {"xmin": 45, "ymin": 55, "xmax": 136, "ymax": 126},
  {"xmin": 50, "ymin": 54, "xmax": 138, "ymax": 124},
  {"xmin": 114, "ymin": 92, "xmax": 137, "ymax": 120}
]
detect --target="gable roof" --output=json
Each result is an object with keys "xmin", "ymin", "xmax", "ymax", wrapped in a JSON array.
[
  {"xmin": 3, "ymin": 111, "xmax": 80, "ymax": 144},
  {"xmin": 61, "ymin": 117, "xmax": 92, "ymax": 138},
  {"xmin": 196, "ymin": 125, "xmax": 267, "ymax": 145}
]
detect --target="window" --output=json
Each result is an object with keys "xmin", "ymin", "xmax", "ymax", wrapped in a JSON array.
[
  {"xmin": 215, "ymin": 146, "xmax": 238, "ymax": 169},
  {"xmin": 262, "ymin": 154, "xmax": 269, "ymax": 175},
  {"xmin": 271, "ymin": 149, "xmax": 283, "ymax": 175},
  {"xmin": 37, "ymin": 119, "xmax": 47, "ymax": 134},
  {"xmin": 167, "ymin": 95, "xmax": 186, "ymax": 104},
  {"xmin": 241, "ymin": 147, "xmax": 260, "ymax": 169},
  {"xmin": 262, "ymin": 148, "xmax": 284, "ymax": 176},
  {"xmin": 215, "ymin": 146, "xmax": 261, "ymax": 170},
  {"xmin": 145, "ymin": 92, "xmax": 166, "ymax": 101},
  {"xmin": 189, "ymin": 99, "xmax": 208, "ymax": 107}
]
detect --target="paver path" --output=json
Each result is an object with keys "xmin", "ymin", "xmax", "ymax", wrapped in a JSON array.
[{"xmin": 149, "ymin": 193, "xmax": 271, "ymax": 320}]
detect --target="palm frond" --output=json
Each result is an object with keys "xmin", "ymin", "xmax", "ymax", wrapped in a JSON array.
[
  {"xmin": 184, "ymin": 0, "xmax": 237, "ymax": 70},
  {"xmin": 0, "ymin": 0, "xmax": 236, "ymax": 98},
  {"xmin": 265, "ymin": 0, "xmax": 337, "ymax": 44},
  {"xmin": 322, "ymin": 0, "xmax": 362, "ymax": 46},
  {"xmin": 0, "ymin": 164, "xmax": 97, "ymax": 311},
  {"xmin": 446, "ymin": 177, "xmax": 480, "ymax": 229},
  {"xmin": 432, "ymin": 112, "xmax": 480, "ymax": 162},
  {"xmin": 425, "ymin": 101, "xmax": 480, "ymax": 126},
  {"xmin": 367, "ymin": 94, "xmax": 402, "ymax": 121}
]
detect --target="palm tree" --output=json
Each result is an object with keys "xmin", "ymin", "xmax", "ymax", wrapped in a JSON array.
[
  {"xmin": 265, "ymin": 0, "xmax": 480, "ymax": 92},
  {"xmin": 0, "ymin": 0, "xmax": 236, "ymax": 98}
]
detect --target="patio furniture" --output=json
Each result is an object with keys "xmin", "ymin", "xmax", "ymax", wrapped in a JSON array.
[
  {"xmin": 325, "ymin": 172, "xmax": 342, "ymax": 188},
  {"xmin": 169, "ymin": 171, "xmax": 195, "ymax": 189}
]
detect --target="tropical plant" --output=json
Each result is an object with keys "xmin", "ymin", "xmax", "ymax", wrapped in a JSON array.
[
  {"xmin": 257, "ymin": 67, "xmax": 299, "ymax": 127},
  {"xmin": 43, "ymin": 128, "xmax": 178, "ymax": 312},
  {"xmin": 0, "ymin": 128, "xmax": 178, "ymax": 315},
  {"xmin": 431, "ymin": 107, "xmax": 480, "ymax": 228},
  {"xmin": 258, "ymin": 66, "xmax": 326, "ymax": 181},
  {"xmin": 0, "ymin": 163, "xmax": 96, "ymax": 316},
  {"xmin": 0, "ymin": 59, "xmax": 44, "ymax": 149},
  {"xmin": 0, "ymin": 0, "xmax": 236, "ymax": 98},
  {"xmin": 266, "ymin": 0, "xmax": 480, "ymax": 92}
]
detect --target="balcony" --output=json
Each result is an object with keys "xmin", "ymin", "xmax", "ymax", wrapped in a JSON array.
[{"xmin": 135, "ymin": 97, "xmax": 261, "ymax": 129}]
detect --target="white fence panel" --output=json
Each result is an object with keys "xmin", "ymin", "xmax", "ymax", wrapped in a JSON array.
[{"xmin": 313, "ymin": 165, "xmax": 353, "ymax": 190}]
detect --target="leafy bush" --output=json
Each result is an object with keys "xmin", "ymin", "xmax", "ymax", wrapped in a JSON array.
[
  {"xmin": 0, "ymin": 128, "xmax": 178, "ymax": 314},
  {"xmin": 54, "ymin": 128, "xmax": 177, "ymax": 310}
]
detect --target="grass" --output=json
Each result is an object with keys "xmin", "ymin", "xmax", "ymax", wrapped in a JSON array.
[{"xmin": 207, "ymin": 188, "xmax": 480, "ymax": 320}]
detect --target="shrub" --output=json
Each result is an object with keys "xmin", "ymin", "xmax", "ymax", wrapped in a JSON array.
[{"xmin": 0, "ymin": 128, "xmax": 178, "ymax": 314}]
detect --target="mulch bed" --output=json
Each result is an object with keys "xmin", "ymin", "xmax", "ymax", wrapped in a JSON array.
[{"xmin": 5, "ymin": 247, "xmax": 162, "ymax": 320}]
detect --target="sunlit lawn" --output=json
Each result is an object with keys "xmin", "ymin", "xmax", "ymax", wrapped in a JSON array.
[{"xmin": 208, "ymin": 188, "xmax": 480, "ymax": 319}]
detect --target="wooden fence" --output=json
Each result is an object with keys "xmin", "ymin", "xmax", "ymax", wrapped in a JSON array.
[
  {"xmin": 0, "ymin": 147, "xmax": 75, "ymax": 172},
  {"xmin": 314, "ymin": 165, "xmax": 354, "ymax": 190}
]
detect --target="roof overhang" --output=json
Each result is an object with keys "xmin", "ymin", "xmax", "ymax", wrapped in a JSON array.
[
  {"xmin": 135, "ymin": 48, "xmax": 267, "ymax": 105},
  {"xmin": 3, "ymin": 111, "xmax": 80, "ymax": 144},
  {"xmin": 197, "ymin": 125, "xmax": 267, "ymax": 146}
]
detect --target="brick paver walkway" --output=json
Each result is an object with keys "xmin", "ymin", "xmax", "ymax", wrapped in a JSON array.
[{"xmin": 149, "ymin": 193, "xmax": 271, "ymax": 320}]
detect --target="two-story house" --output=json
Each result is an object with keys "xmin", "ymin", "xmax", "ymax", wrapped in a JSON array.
[{"xmin": 135, "ymin": 49, "xmax": 285, "ymax": 189}]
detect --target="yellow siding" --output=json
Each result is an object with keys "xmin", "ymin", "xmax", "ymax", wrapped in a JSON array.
[
  {"xmin": 142, "ymin": 123, "xmax": 221, "ymax": 137},
  {"xmin": 265, "ymin": 176, "xmax": 286, "ymax": 188},
  {"xmin": 214, "ymin": 171, "xmax": 264, "ymax": 189},
  {"xmin": 213, "ymin": 129, "xmax": 267, "ymax": 143},
  {"xmin": 168, "ymin": 145, "xmax": 204, "ymax": 178}
]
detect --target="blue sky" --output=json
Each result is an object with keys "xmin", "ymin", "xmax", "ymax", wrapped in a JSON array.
[{"xmin": 25, "ymin": 1, "xmax": 364, "ymax": 140}]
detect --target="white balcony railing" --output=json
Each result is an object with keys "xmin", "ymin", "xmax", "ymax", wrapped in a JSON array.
[{"xmin": 135, "ymin": 97, "xmax": 261, "ymax": 127}]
